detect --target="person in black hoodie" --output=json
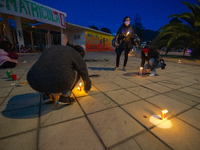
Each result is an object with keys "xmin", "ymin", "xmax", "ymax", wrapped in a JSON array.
[
  {"xmin": 115, "ymin": 16, "xmax": 135, "ymax": 71},
  {"xmin": 139, "ymin": 46, "xmax": 166, "ymax": 76},
  {"xmin": 27, "ymin": 45, "xmax": 91, "ymax": 104}
]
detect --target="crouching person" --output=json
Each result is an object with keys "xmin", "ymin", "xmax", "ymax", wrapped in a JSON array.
[
  {"xmin": 139, "ymin": 46, "xmax": 166, "ymax": 76},
  {"xmin": 27, "ymin": 45, "xmax": 91, "ymax": 104}
]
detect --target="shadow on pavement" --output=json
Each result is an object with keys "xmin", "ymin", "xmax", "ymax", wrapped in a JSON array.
[
  {"xmin": 88, "ymin": 67, "xmax": 114, "ymax": 71},
  {"xmin": 123, "ymin": 72, "xmax": 159, "ymax": 77},
  {"xmin": 2, "ymin": 93, "xmax": 41, "ymax": 119},
  {"xmin": 2, "ymin": 93, "xmax": 73, "ymax": 119}
]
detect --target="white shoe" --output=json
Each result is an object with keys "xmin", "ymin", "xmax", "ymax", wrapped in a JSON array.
[{"xmin": 149, "ymin": 71, "xmax": 156, "ymax": 77}]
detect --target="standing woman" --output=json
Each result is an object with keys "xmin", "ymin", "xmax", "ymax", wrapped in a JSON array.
[{"xmin": 115, "ymin": 16, "xmax": 135, "ymax": 71}]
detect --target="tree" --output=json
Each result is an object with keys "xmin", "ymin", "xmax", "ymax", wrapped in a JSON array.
[
  {"xmin": 89, "ymin": 25, "xmax": 99, "ymax": 30},
  {"xmin": 153, "ymin": 0, "xmax": 200, "ymax": 57},
  {"xmin": 101, "ymin": 27, "xmax": 111, "ymax": 33},
  {"xmin": 132, "ymin": 13, "xmax": 145, "ymax": 42}
]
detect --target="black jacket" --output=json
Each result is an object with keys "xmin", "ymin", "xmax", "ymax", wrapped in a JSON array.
[
  {"xmin": 117, "ymin": 24, "xmax": 135, "ymax": 49},
  {"xmin": 27, "ymin": 45, "xmax": 91, "ymax": 93},
  {"xmin": 141, "ymin": 47, "xmax": 161, "ymax": 71}
]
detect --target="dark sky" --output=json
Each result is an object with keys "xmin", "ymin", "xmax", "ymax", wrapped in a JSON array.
[{"xmin": 34, "ymin": 0, "xmax": 198, "ymax": 33}]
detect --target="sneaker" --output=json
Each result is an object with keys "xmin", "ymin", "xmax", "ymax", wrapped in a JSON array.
[
  {"xmin": 43, "ymin": 94, "xmax": 54, "ymax": 104},
  {"xmin": 57, "ymin": 96, "xmax": 75, "ymax": 105},
  {"xmin": 149, "ymin": 71, "xmax": 156, "ymax": 77},
  {"xmin": 114, "ymin": 67, "xmax": 119, "ymax": 71},
  {"xmin": 122, "ymin": 66, "xmax": 126, "ymax": 71}
]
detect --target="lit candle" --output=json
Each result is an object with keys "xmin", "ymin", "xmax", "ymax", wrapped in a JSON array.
[
  {"xmin": 140, "ymin": 67, "xmax": 143, "ymax": 75},
  {"xmin": 161, "ymin": 109, "xmax": 168, "ymax": 120},
  {"xmin": 77, "ymin": 83, "xmax": 82, "ymax": 91},
  {"xmin": 126, "ymin": 31, "xmax": 129, "ymax": 36}
]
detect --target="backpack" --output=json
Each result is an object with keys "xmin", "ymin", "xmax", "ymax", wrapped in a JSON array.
[{"xmin": 112, "ymin": 35, "xmax": 120, "ymax": 47}]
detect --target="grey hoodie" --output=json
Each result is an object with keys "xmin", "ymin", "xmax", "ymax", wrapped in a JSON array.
[{"xmin": 27, "ymin": 45, "xmax": 91, "ymax": 93}]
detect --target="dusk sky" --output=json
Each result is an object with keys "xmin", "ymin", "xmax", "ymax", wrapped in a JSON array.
[{"xmin": 34, "ymin": 0, "xmax": 198, "ymax": 33}]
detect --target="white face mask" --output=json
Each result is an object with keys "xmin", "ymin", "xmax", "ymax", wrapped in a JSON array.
[{"xmin": 125, "ymin": 20, "xmax": 130, "ymax": 25}]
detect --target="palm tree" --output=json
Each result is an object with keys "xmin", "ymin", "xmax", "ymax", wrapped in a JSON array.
[{"xmin": 153, "ymin": 0, "xmax": 200, "ymax": 57}]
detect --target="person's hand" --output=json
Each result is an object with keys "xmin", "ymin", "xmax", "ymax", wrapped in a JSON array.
[
  {"xmin": 144, "ymin": 69, "xmax": 151, "ymax": 73},
  {"xmin": 85, "ymin": 90, "xmax": 89, "ymax": 94}
]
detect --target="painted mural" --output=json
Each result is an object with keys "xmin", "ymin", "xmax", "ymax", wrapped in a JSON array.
[{"xmin": 85, "ymin": 30, "xmax": 114, "ymax": 52}]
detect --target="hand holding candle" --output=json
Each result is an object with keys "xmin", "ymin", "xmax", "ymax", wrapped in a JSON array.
[
  {"xmin": 139, "ymin": 67, "xmax": 143, "ymax": 75},
  {"xmin": 126, "ymin": 31, "xmax": 130, "ymax": 36}
]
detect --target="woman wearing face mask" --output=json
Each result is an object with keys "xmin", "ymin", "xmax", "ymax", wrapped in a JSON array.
[{"xmin": 115, "ymin": 16, "xmax": 135, "ymax": 71}]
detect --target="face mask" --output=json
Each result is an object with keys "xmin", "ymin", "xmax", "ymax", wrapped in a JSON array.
[{"xmin": 125, "ymin": 20, "xmax": 130, "ymax": 25}]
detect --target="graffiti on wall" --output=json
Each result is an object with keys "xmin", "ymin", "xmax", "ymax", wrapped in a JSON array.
[{"xmin": 85, "ymin": 30, "xmax": 114, "ymax": 52}]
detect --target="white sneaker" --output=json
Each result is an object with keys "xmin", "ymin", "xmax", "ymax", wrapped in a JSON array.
[{"xmin": 149, "ymin": 71, "xmax": 156, "ymax": 77}]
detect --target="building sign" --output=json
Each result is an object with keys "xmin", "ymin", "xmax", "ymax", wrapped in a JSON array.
[
  {"xmin": 85, "ymin": 30, "xmax": 114, "ymax": 52},
  {"xmin": 0, "ymin": 0, "xmax": 66, "ymax": 28}
]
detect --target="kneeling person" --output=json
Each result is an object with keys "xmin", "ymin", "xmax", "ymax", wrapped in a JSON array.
[
  {"xmin": 27, "ymin": 45, "xmax": 91, "ymax": 104},
  {"xmin": 139, "ymin": 46, "xmax": 166, "ymax": 76}
]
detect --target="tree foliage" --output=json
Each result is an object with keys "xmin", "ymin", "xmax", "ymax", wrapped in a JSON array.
[
  {"xmin": 89, "ymin": 25, "xmax": 99, "ymax": 30},
  {"xmin": 101, "ymin": 27, "xmax": 111, "ymax": 33},
  {"xmin": 132, "ymin": 13, "xmax": 145, "ymax": 42},
  {"xmin": 153, "ymin": 0, "xmax": 200, "ymax": 57}
]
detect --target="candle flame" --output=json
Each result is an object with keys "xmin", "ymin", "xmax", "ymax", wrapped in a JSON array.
[
  {"xmin": 79, "ymin": 83, "xmax": 82, "ymax": 86},
  {"xmin": 126, "ymin": 31, "xmax": 129, "ymax": 36},
  {"xmin": 162, "ymin": 109, "xmax": 168, "ymax": 113},
  {"xmin": 77, "ymin": 87, "xmax": 80, "ymax": 90},
  {"xmin": 140, "ymin": 67, "xmax": 143, "ymax": 70}
]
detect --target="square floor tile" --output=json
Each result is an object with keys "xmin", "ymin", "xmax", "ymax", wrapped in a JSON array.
[
  {"xmin": 189, "ymin": 84, "xmax": 200, "ymax": 90},
  {"xmin": 93, "ymin": 82, "xmax": 121, "ymax": 92},
  {"xmin": 9, "ymin": 85, "xmax": 37, "ymax": 96},
  {"xmin": 151, "ymin": 118, "xmax": 200, "ymax": 150},
  {"xmin": 77, "ymin": 93, "xmax": 117, "ymax": 114},
  {"xmin": 0, "ymin": 87, "xmax": 13, "ymax": 98},
  {"xmin": 39, "ymin": 117, "xmax": 104, "ymax": 150},
  {"xmin": 88, "ymin": 107, "xmax": 145, "ymax": 148},
  {"xmin": 0, "ymin": 106, "xmax": 39, "ymax": 138},
  {"xmin": 134, "ymin": 131, "xmax": 171, "ymax": 150},
  {"xmin": 111, "ymin": 76, "xmax": 138, "ymax": 88},
  {"xmin": 0, "ymin": 130, "xmax": 37, "ymax": 150},
  {"xmin": 40, "ymin": 102, "xmax": 84, "ymax": 127},
  {"xmin": 110, "ymin": 138, "xmax": 141, "ymax": 150},
  {"xmin": 0, "ymin": 98, "xmax": 5, "ymax": 105},
  {"xmin": 164, "ymin": 90, "xmax": 198, "ymax": 106},
  {"xmin": 90, "ymin": 76, "xmax": 108, "ymax": 84},
  {"xmin": 122, "ymin": 100, "xmax": 169, "ymax": 129},
  {"xmin": 143, "ymin": 83, "xmax": 172, "ymax": 93},
  {"xmin": 157, "ymin": 78, "xmax": 193, "ymax": 89},
  {"xmin": 126, "ymin": 77, "xmax": 153, "ymax": 85},
  {"xmin": 127, "ymin": 86, "xmax": 158, "ymax": 99},
  {"xmin": 195, "ymin": 104, "xmax": 200, "ymax": 110},
  {"xmin": 179, "ymin": 87, "xmax": 200, "ymax": 98},
  {"xmin": 177, "ymin": 108, "xmax": 200, "ymax": 130},
  {"xmin": 105, "ymin": 89, "xmax": 141, "ymax": 105},
  {"xmin": 146, "ymin": 95, "xmax": 191, "ymax": 115}
]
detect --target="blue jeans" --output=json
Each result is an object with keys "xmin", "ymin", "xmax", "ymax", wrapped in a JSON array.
[{"xmin": 144, "ymin": 58, "xmax": 162, "ymax": 73}]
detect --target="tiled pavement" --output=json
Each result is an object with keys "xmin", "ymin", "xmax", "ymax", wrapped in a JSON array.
[{"xmin": 0, "ymin": 52, "xmax": 200, "ymax": 150}]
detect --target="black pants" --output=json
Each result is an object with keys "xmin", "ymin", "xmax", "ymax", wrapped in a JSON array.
[
  {"xmin": 0, "ymin": 61, "xmax": 17, "ymax": 69},
  {"xmin": 116, "ymin": 48, "xmax": 130, "ymax": 67}
]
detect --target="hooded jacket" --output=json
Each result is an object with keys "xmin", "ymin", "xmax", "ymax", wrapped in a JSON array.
[
  {"xmin": 141, "ymin": 46, "xmax": 161, "ymax": 71},
  {"xmin": 27, "ymin": 45, "xmax": 91, "ymax": 93},
  {"xmin": 117, "ymin": 24, "xmax": 135, "ymax": 49}
]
